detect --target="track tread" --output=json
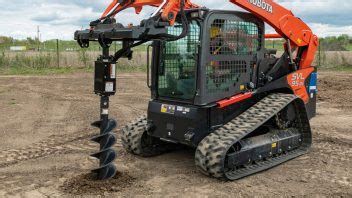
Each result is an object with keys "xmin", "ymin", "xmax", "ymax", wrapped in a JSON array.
[
  {"xmin": 195, "ymin": 93, "xmax": 312, "ymax": 180},
  {"xmin": 121, "ymin": 116, "xmax": 177, "ymax": 157}
]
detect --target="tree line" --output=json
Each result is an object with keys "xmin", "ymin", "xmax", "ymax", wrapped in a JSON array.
[{"xmin": 0, "ymin": 34, "xmax": 352, "ymax": 52}]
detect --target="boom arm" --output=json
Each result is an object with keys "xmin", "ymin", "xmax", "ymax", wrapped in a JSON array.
[
  {"xmin": 98, "ymin": 0, "xmax": 318, "ymax": 68},
  {"xmin": 101, "ymin": 0, "xmax": 199, "ymax": 25},
  {"xmin": 230, "ymin": 0, "xmax": 319, "ymax": 68}
]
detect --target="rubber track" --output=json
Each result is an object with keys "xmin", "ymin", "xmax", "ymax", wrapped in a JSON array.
[
  {"xmin": 195, "ymin": 93, "xmax": 312, "ymax": 180},
  {"xmin": 121, "ymin": 116, "xmax": 176, "ymax": 157}
]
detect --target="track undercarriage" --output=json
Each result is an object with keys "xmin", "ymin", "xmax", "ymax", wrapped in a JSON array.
[
  {"xmin": 122, "ymin": 93, "xmax": 312, "ymax": 180},
  {"xmin": 121, "ymin": 116, "xmax": 180, "ymax": 157}
]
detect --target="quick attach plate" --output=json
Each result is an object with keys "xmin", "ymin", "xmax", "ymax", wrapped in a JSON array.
[{"xmin": 74, "ymin": 19, "xmax": 169, "ymax": 48}]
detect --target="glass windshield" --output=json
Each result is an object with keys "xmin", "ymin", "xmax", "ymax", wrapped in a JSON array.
[{"xmin": 158, "ymin": 21, "xmax": 200, "ymax": 100}]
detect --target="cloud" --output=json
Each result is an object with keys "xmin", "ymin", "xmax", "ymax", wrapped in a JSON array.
[
  {"xmin": 31, "ymin": 4, "xmax": 99, "ymax": 26},
  {"xmin": 275, "ymin": 0, "xmax": 352, "ymax": 26},
  {"xmin": 310, "ymin": 23, "xmax": 352, "ymax": 37},
  {"xmin": 0, "ymin": 0, "xmax": 350, "ymax": 40}
]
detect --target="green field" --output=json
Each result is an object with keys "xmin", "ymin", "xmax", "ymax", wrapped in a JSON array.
[
  {"xmin": 0, "ymin": 37, "xmax": 148, "ymax": 52},
  {"xmin": 0, "ymin": 35, "xmax": 351, "ymax": 75},
  {"xmin": 346, "ymin": 44, "xmax": 352, "ymax": 51},
  {"xmin": 1, "ymin": 35, "xmax": 351, "ymax": 52}
]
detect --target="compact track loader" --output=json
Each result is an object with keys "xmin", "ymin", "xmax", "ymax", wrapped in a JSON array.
[{"xmin": 75, "ymin": 0, "xmax": 319, "ymax": 180}]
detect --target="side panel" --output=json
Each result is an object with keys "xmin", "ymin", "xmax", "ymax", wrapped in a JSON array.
[
  {"xmin": 257, "ymin": 67, "xmax": 317, "ymax": 119},
  {"xmin": 286, "ymin": 67, "xmax": 315, "ymax": 103},
  {"xmin": 305, "ymin": 69, "xmax": 318, "ymax": 119},
  {"xmin": 287, "ymin": 67, "xmax": 317, "ymax": 118},
  {"xmin": 147, "ymin": 96, "xmax": 259, "ymax": 147},
  {"xmin": 147, "ymin": 101, "xmax": 209, "ymax": 146}
]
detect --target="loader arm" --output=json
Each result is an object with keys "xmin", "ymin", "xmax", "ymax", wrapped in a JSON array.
[
  {"xmin": 100, "ymin": 0, "xmax": 318, "ymax": 69},
  {"xmin": 100, "ymin": 0, "xmax": 199, "ymax": 25},
  {"xmin": 230, "ymin": 0, "xmax": 319, "ymax": 68}
]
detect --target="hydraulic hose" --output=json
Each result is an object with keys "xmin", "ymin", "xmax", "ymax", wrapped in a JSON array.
[
  {"xmin": 164, "ymin": 0, "xmax": 189, "ymax": 41},
  {"xmin": 112, "ymin": 40, "xmax": 148, "ymax": 62},
  {"xmin": 112, "ymin": 0, "xmax": 189, "ymax": 62}
]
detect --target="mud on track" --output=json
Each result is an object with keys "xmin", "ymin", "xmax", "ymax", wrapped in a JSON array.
[{"xmin": 0, "ymin": 71, "xmax": 351, "ymax": 197}]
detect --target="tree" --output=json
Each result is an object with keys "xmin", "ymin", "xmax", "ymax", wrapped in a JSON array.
[
  {"xmin": 0, "ymin": 36, "xmax": 14, "ymax": 44},
  {"xmin": 26, "ymin": 37, "xmax": 36, "ymax": 45}
]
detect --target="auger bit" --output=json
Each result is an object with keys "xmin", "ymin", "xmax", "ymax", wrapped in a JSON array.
[{"xmin": 90, "ymin": 47, "xmax": 118, "ymax": 180}]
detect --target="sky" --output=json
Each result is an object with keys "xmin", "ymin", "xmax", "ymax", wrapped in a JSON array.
[{"xmin": 0, "ymin": 0, "xmax": 351, "ymax": 40}]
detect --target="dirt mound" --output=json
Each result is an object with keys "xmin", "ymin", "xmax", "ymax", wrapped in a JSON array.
[
  {"xmin": 318, "ymin": 73, "xmax": 352, "ymax": 109},
  {"xmin": 60, "ymin": 172, "xmax": 135, "ymax": 195}
]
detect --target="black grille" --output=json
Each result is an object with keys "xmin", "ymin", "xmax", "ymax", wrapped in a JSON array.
[
  {"xmin": 206, "ymin": 60, "xmax": 247, "ymax": 93},
  {"xmin": 206, "ymin": 18, "xmax": 260, "ymax": 94},
  {"xmin": 210, "ymin": 19, "xmax": 260, "ymax": 55}
]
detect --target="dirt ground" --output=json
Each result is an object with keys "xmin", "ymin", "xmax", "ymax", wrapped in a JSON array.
[{"xmin": 0, "ymin": 71, "xmax": 351, "ymax": 197}]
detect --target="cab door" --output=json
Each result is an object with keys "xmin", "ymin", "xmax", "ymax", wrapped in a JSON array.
[{"xmin": 198, "ymin": 11, "xmax": 264, "ymax": 105}]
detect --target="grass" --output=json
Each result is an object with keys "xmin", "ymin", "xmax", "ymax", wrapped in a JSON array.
[
  {"xmin": 9, "ymin": 98, "xmax": 16, "ymax": 105},
  {"xmin": 0, "ymin": 40, "xmax": 149, "ymax": 53},
  {"xmin": 0, "ymin": 48, "xmax": 350, "ymax": 76},
  {"xmin": 320, "ymin": 65, "xmax": 352, "ymax": 72},
  {"xmin": 115, "ymin": 64, "xmax": 147, "ymax": 73},
  {"xmin": 0, "ymin": 66, "xmax": 93, "ymax": 75},
  {"xmin": 0, "ymin": 50, "xmax": 147, "ymax": 75},
  {"xmin": 0, "ymin": 65, "xmax": 147, "ymax": 75},
  {"xmin": 345, "ymin": 44, "xmax": 352, "ymax": 51}
]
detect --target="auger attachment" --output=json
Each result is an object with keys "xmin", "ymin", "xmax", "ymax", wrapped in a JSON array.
[
  {"xmin": 90, "ymin": 47, "xmax": 118, "ymax": 180},
  {"xmin": 91, "ymin": 118, "xmax": 117, "ymax": 180}
]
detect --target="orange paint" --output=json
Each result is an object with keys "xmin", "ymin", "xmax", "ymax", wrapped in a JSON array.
[
  {"xmin": 100, "ymin": 0, "xmax": 318, "ymax": 74},
  {"xmin": 230, "ymin": 0, "xmax": 319, "ymax": 69},
  {"xmin": 265, "ymin": 34, "xmax": 282, "ymax": 39},
  {"xmin": 287, "ymin": 67, "xmax": 314, "ymax": 103},
  {"xmin": 217, "ymin": 92, "xmax": 253, "ymax": 108},
  {"xmin": 101, "ymin": 0, "xmax": 199, "ymax": 25}
]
